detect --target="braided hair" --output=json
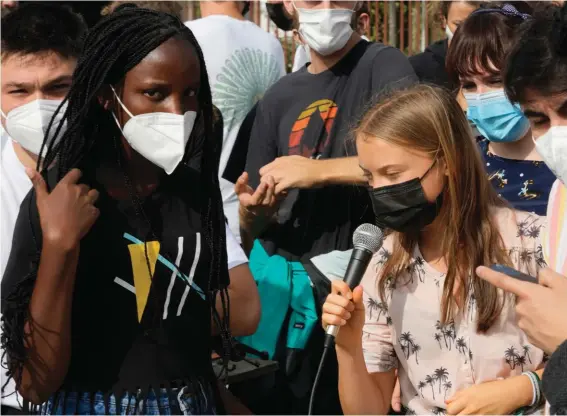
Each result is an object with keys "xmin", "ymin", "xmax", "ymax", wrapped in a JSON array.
[{"xmin": 1, "ymin": 4, "xmax": 232, "ymax": 397}]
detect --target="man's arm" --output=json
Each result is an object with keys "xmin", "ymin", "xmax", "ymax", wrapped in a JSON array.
[
  {"xmin": 310, "ymin": 156, "xmax": 366, "ymax": 185},
  {"xmin": 259, "ymin": 155, "xmax": 366, "ymax": 194}
]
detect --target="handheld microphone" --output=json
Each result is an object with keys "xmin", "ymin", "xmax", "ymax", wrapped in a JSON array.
[
  {"xmin": 325, "ymin": 223, "xmax": 384, "ymax": 341},
  {"xmin": 309, "ymin": 224, "xmax": 384, "ymax": 415}
]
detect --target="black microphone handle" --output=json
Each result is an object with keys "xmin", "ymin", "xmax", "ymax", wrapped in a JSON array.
[
  {"xmin": 326, "ymin": 248, "xmax": 373, "ymax": 340},
  {"xmin": 343, "ymin": 248, "xmax": 373, "ymax": 289}
]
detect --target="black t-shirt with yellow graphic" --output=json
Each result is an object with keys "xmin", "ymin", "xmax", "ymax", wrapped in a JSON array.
[{"xmin": 1, "ymin": 165, "xmax": 222, "ymax": 408}]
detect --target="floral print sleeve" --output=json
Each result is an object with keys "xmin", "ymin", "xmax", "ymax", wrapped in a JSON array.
[{"xmin": 361, "ymin": 247, "xmax": 398, "ymax": 373}]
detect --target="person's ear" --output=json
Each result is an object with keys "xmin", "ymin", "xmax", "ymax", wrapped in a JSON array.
[
  {"xmin": 358, "ymin": 13, "xmax": 370, "ymax": 36},
  {"xmin": 441, "ymin": 158, "xmax": 449, "ymax": 177}
]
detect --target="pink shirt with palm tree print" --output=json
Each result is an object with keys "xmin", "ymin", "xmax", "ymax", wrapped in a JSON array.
[{"xmin": 361, "ymin": 208, "xmax": 546, "ymax": 415}]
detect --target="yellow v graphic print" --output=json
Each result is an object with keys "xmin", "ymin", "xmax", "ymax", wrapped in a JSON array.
[
  {"xmin": 118, "ymin": 232, "xmax": 206, "ymax": 322},
  {"xmin": 127, "ymin": 241, "xmax": 160, "ymax": 322}
]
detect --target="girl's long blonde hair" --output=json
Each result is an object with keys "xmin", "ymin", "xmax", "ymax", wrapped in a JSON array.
[{"xmin": 356, "ymin": 84, "xmax": 510, "ymax": 332}]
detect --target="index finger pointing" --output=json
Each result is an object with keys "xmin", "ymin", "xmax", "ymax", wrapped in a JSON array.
[
  {"xmin": 476, "ymin": 266, "xmax": 531, "ymax": 298},
  {"xmin": 60, "ymin": 168, "xmax": 82, "ymax": 185}
]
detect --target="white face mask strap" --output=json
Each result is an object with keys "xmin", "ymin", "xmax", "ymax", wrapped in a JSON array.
[
  {"xmin": 109, "ymin": 85, "xmax": 135, "ymax": 119},
  {"xmin": 0, "ymin": 110, "xmax": 6, "ymax": 119}
]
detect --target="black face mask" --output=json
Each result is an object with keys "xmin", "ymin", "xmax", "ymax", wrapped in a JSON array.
[
  {"xmin": 265, "ymin": 2, "xmax": 294, "ymax": 31},
  {"xmin": 369, "ymin": 162, "xmax": 443, "ymax": 233}
]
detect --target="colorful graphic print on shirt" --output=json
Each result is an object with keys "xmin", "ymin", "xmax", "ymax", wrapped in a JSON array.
[{"xmin": 288, "ymin": 99, "xmax": 338, "ymax": 158}]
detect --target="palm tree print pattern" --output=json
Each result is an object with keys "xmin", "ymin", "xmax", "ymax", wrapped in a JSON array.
[
  {"xmin": 434, "ymin": 320, "xmax": 456, "ymax": 351},
  {"xmin": 419, "ymin": 368, "xmax": 450, "ymax": 400},
  {"xmin": 417, "ymin": 381, "xmax": 426, "ymax": 398},
  {"xmin": 366, "ymin": 298, "xmax": 387, "ymax": 321},
  {"xmin": 512, "ymin": 217, "xmax": 546, "ymax": 271},
  {"xmin": 407, "ymin": 256, "xmax": 426, "ymax": 283},
  {"xmin": 455, "ymin": 337, "xmax": 472, "ymax": 363},
  {"xmin": 517, "ymin": 217, "xmax": 542, "ymax": 239},
  {"xmin": 443, "ymin": 381, "xmax": 452, "ymax": 399},
  {"xmin": 504, "ymin": 345, "xmax": 532, "ymax": 371},
  {"xmin": 376, "ymin": 248, "xmax": 391, "ymax": 267},
  {"xmin": 399, "ymin": 332, "xmax": 421, "ymax": 364}
]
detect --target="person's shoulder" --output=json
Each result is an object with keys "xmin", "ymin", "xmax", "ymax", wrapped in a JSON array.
[
  {"xmin": 362, "ymin": 42, "xmax": 417, "ymax": 88},
  {"xmin": 408, "ymin": 50, "xmax": 429, "ymax": 65},
  {"xmin": 256, "ymin": 70, "xmax": 303, "ymax": 105},
  {"xmin": 184, "ymin": 17, "xmax": 206, "ymax": 31},
  {"xmin": 408, "ymin": 47, "xmax": 439, "ymax": 72},
  {"xmin": 367, "ymin": 42, "xmax": 409, "ymax": 61},
  {"xmin": 409, "ymin": 39, "xmax": 446, "ymax": 61},
  {"xmin": 240, "ymin": 23, "xmax": 284, "ymax": 54}
]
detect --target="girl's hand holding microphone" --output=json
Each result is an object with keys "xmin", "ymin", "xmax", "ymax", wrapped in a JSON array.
[{"xmin": 322, "ymin": 280, "xmax": 366, "ymax": 352}]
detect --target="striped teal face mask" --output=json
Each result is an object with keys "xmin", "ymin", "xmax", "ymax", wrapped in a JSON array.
[{"xmin": 465, "ymin": 90, "xmax": 530, "ymax": 143}]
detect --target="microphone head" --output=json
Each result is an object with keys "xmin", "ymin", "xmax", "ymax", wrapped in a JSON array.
[{"xmin": 353, "ymin": 223, "xmax": 384, "ymax": 254}]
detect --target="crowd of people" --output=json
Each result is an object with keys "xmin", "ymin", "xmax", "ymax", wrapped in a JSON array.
[{"xmin": 0, "ymin": 0, "xmax": 566, "ymax": 415}]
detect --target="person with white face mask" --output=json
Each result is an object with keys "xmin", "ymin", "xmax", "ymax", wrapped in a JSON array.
[
  {"xmin": 0, "ymin": 5, "xmax": 86, "ymax": 415},
  {"xmin": 291, "ymin": 1, "xmax": 370, "ymax": 72},
  {"xmin": 235, "ymin": 1, "xmax": 416, "ymax": 413}
]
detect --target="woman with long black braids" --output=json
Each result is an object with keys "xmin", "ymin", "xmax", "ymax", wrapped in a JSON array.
[{"xmin": 1, "ymin": 4, "xmax": 232, "ymax": 414}]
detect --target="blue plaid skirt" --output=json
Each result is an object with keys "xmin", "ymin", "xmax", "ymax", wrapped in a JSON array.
[{"xmin": 35, "ymin": 381, "xmax": 217, "ymax": 415}]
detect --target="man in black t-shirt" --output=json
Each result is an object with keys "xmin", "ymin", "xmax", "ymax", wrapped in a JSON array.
[{"xmin": 234, "ymin": 1, "xmax": 416, "ymax": 414}]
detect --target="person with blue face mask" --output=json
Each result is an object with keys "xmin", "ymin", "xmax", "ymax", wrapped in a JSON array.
[{"xmin": 446, "ymin": 3, "xmax": 556, "ymax": 216}]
